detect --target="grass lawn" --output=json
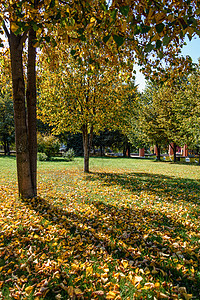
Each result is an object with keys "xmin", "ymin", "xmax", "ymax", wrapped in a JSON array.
[{"xmin": 0, "ymin": 156, "xmax": 199, "ymax": 299}]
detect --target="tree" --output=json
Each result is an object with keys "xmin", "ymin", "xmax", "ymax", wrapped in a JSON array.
[
  {"xmin": 179, "ymin": 67, "xmax": 200, "ymax": 163},
  {"xmin": 136, "ymin": 84, "xmax": 169, "ymax": 160},
  {"xmin": 0, "ymin": 96, "xmax": 15, "ymax": 156},
  {"xmin": 0, "ymin": 1, "xmax": 40, "ymax": 198},
  {"xmin": 0, "ymin": 52, "xmax": 15, "ymax": 155},
  {"xmin": 38, "ymin": 42, "xmax": 132, "ymax": 172},
  {"xmin": 134, "ymin": 79, "xmax": 200, "ymax": 162},
  {"xmin": 37, "ymin": 133, "xmax": 60, "ymax": 160}
]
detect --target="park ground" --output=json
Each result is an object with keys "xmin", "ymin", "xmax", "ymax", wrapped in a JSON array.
[{"xmin": 0, "ymin": 156, "xmax": 199, "ymax": 299}]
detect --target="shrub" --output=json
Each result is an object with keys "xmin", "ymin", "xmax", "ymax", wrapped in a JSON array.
[
  {"xmin": 37, "ymin": 152, "xmax": 48, "ymax": 161},
  {"xmin": 62, "ymin": 148, "xmax": 75, "ymax": 161},
  {"xmin": 37, "ymin": 133, "xmax": 60, "ymax": 160}
]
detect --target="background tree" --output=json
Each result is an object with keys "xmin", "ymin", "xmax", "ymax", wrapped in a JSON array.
[
  {"xmin": 37, "ymin": 133, "xmax": 60, "ymax": 161},
  {"xmin": 38, "ymin": 42, "xmax": 133, "ymax": 172},
  {"xmin": 180, "ymin": 66, "xmax": 200, "ymax": 163},
  {"xmin": 0, "ymin": 97, "xmax": 15, "ymax": 156},
  {"xmin": 134, "ymin": 79, "xmax": 199, "ymax": 162},
  {"xmin": 0, "ymin": 51, "xmax": 15, "ymax": 155},
  {"xmin": 136, "ymin": 84, "xmax": 169, "ymax": 160}
]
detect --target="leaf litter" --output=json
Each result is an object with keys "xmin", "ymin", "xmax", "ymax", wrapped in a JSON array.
[{"xmin": 0, "ymin": 161, "xmax": 199, "ymax": 299}]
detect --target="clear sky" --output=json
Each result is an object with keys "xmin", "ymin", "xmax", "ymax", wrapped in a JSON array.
[
  {"xmin": 181, "ymin": 36, "xmax": 200, "ymax": 63},
  {"xmin": 136, "ymin": 36, "xmax": 200, "ymax": 92}
]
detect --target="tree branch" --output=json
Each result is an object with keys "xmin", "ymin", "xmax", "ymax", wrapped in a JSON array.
[{"xmin": 2, "ymin": 20, "xmax": 10, "ymax": 40}]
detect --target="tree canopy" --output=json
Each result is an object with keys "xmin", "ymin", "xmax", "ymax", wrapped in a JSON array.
[{"xmin": 38, "ymin": 40, "xmax": 134, "ymax": 171}]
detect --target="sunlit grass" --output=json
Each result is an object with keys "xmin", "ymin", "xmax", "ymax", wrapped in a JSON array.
[{"xmin": 0, "ymin": 156, "xmax": 199, "ymax": 299}]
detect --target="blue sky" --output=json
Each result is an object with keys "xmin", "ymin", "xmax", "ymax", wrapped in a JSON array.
[
  {"xmin": 136, "ymin": 36, "xmax": 200, "ymax": 91},
  {"xmin": 181, "ymin": 36, "xmax": 200, "ymax": 63}
]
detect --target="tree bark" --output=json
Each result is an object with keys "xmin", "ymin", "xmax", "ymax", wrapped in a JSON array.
[
  {"xmin": 7, "ymin": 141, "xmax": 10, "ymax": 156},
  {"xmin": 82, "ymin": 124, "xmax": 89, "ymax": 173},
  {"xmin": 173, "ymin": 143, "xmax": 177, "ymax": 162},
  {"xmin": 123, "ymin": 146, "xmax": 126, "ymax": 157},
  {"xmin": 156, "ymin": 144, "xmax": 161, "ymax": 161},
  {"xmin": 9, "ymin": 31, "xmax": 34, "ymax": 198},
  {"xmin": 26, "ymin": 27, "xmax": 37, "ymax": 196},
  {"xmin": 100, "ymin": 146, "xmax": 103, "ymax": 157}
]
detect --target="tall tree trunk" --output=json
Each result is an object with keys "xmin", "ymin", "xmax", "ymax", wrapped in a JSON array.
[
  {"xmin": 156, "ymin": 144, "xmax": 161, "ymax": 161},
  {"xmin": 82, "ymin": 124, "xmax": 89, "ymax": 173},
  {"xmin": 9, "ymin": 31, "xmax": 34, "ymax": 198},
  {"xmin": 127, "ymin": 144, "xmax": 131, "ymax": 158},
  {"xmin": 6, "ymin": 140, "xmax": 10, "ymax": 156},
  {"xmin": 26, "ymin": 27, "xmax": 37, "ymax": 196},
  {"xmin": 173, "ymin": 143, "xmax": 177, "ymax": 162},
  {"xmin": 123, "ymin": 146, "xmax": 126, "ymax": 157},
  {"xmin": 89, "ymin": 125, "xmax": 94, "ymax": 157},
  {"xmin": 100, "ymin": 145, "xmax": 103, "ymax": 157}
]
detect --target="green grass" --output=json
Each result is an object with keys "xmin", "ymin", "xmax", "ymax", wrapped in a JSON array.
[{"xmin": 0, "ymin": 156, "xmax": 199, "ymax": 299}]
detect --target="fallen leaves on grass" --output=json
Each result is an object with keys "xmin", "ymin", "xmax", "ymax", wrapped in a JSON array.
[{"xmin": 0, "ymin": 162, "xmax": 199, "ymax": 299}]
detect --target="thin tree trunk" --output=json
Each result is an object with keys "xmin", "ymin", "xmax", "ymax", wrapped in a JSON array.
[
  {"xmin": 6, "ymin": 140, "xmax": 10, "ymax": 156},
  {"xmin": 127, "ymin": 144, "xmax": 130, "ymax": 158},
  {"xmin": 173, "ymin": 143, "xmax": 177, "ymax": 162},
  {"xmin": 89, "ymin": 125, "xmax": 93, "ymax": 156},
  {"xmin": 26, "ymin": 27, "xmax": 37, "ymax": 196},
  {"xmin": 156, "ymin": 144, "xmax": 161, "ymax": 161},
  {"xmin": 123, "ymin": 146, "xmax": 126, "ymax": 157},
  {"xmin": 82, "ymin": 124, "xmax": 89, "ymax": 173},
  {"xmin": 10, "ymin": 31, "xmax": 34, "ymax": 198}
]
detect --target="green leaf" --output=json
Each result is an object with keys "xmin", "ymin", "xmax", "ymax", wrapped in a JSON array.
[
  {"xmin": 89, "ymin": 58, "xmax": 95, "ymax": 64},
  {"xmin": 55, "ymin": 12, "xmax": 61, "ymax": 20},
  {"xmin": 103, "ymin": 35, "xmax": 111, "ymax": 43},
  {"xmin": 119, "ymin": 6, "xmax": 129, "ymax": 16},
  {"xmin": 144, "ymin": 43, "xmax": 154, "ymax": 53},
  {"xmin": 110, "ymin": 9, "xmax": 117, "ymax": 20},
  {"xmin": 70, "ymin": 50, "xmax": 76, "ymax": 56},
  {"xmin": 101, "ymin": 3, "xmax": 108, "ymax": 12},
  {"xmin": 77, "ymin": 28, "xmax": 84, "ymax": 35},
  {"xmin": 49, "ymin": 0, "xmax": 55, "ymax": 8},
  {"xmin": 140, "ymin": 25, "xmax": 151, "ymax": 34},
  {"xmin": 79, "ymin": 35, "xmax": 86, "ymax": 41},
  {"xmin": 188, "ymin": 17, "xmax": 197, "ymax": 26},
  {"xmin": 156, "ymin": 40, "xmax": 162, "ymax": 49},
  {"xmin": 113, "ymin": 35, "xmax": 124, "ymax": 47},
  {"xmin": 134, "ymin": 25, "xmax": 140, "ymax": 35},
  {"xmin": 163, "ymin": 35, "xmax": 171, "ymax": 46},
  {"xmin": 95, "ymin": 41, "xmax": 100, "ymax": 48},
  {"xmin": 158, "ymin": 52, "xmax": 164, "ymax": 59},
  {"xmin": 32, "ymin": 23, "xmax": 38, "ymax": 31},
  {"xmin": 44, "ymin": 36, "xmax": 50, "ymax": 43},
  {"xmin": 155, "ymin": 23, "xmax": 164, "ymax": 33}
]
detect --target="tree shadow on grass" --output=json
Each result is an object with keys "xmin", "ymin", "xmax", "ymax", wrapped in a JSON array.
[
  {"xmin": 15, "ymin": 193, "xmax": 200, "ymax": 297},
  {"xmin": 1, "ymin": 168, "xmax": 200, "ymax": 298},
  {"xmin": 85, "ymin": 171, "xmax": 200, "ymax": 207}
]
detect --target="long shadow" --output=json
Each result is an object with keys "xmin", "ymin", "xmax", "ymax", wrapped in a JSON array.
[
  {"xmin": 1, "ymin": 168, "xmax": 200, "ymax": 298},
  {"xmin": 85, "ymin": 171, "xmax": 200, "ymax": 207},
  {"xmin": 16, "ymin": 195, "xmax": 200, "ymax": 297}
]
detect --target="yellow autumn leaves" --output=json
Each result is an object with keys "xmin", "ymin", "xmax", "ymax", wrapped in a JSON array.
[{"xmin": 0, "ymin": 157, "xmax": 199, "ymax": 299}]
